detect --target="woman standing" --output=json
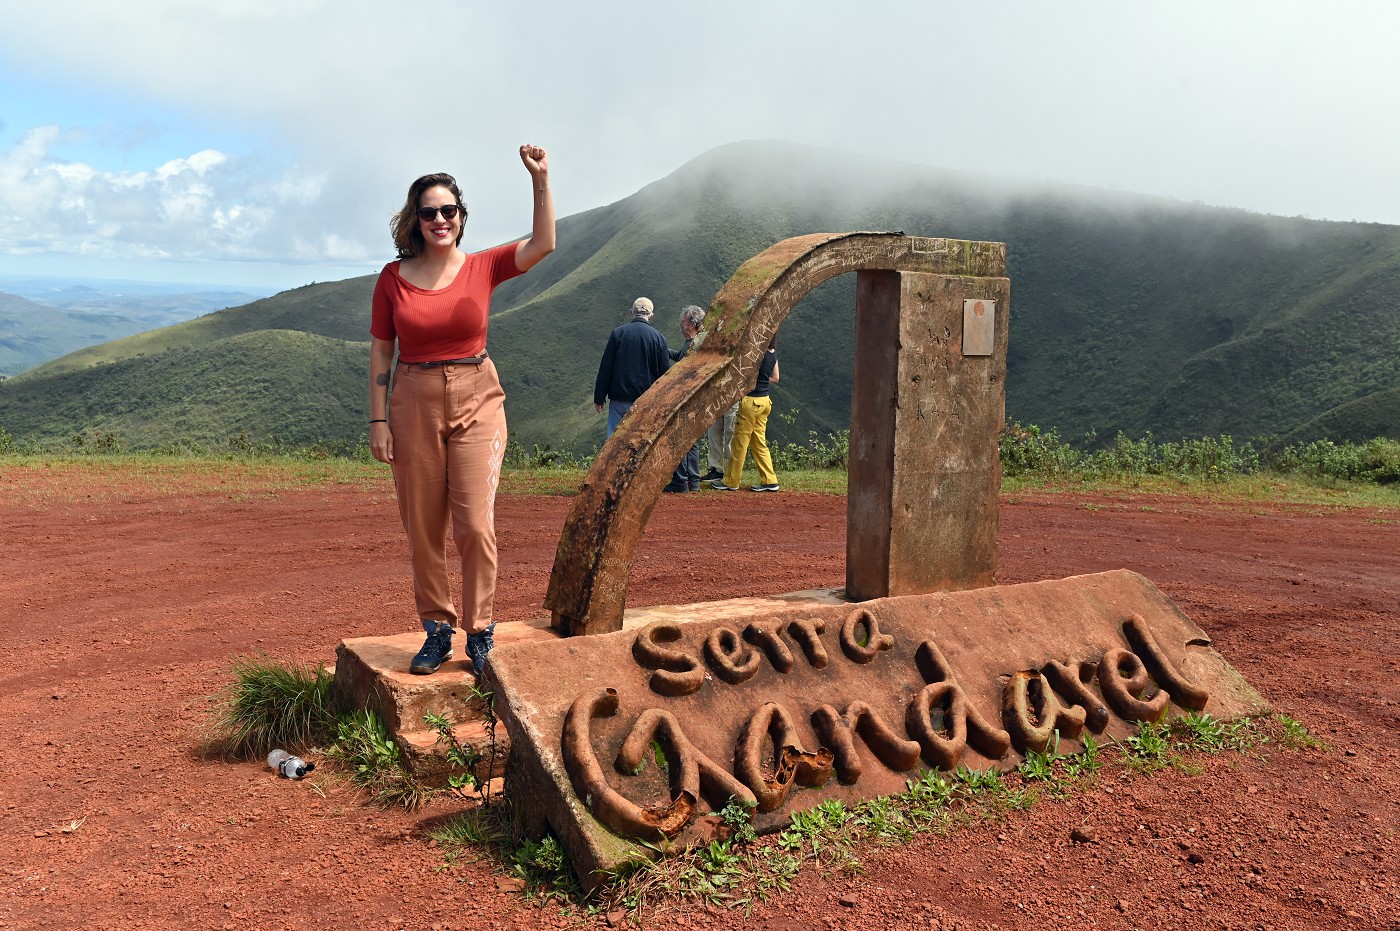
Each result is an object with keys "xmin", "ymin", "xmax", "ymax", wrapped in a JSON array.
[
  {"xmin": 710, "ymin": 336, "xmax": 780, "ymax": 493},
  {"xmin": 368, "ymin": 145, "xmax": 555, "ymax": 676}
]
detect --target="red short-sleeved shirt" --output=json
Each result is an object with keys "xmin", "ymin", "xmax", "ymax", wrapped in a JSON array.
[{"xmin": 369, "ymin": 242, "xmax": 523, "ymax": 362}]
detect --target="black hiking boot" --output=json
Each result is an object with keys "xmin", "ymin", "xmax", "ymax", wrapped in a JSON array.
[
  {"xmin": 410, "ymin": 623, "xmax": 454, "ymax": 675},
  {"xmin": 465, "ymin": 623, "xmax": 496, "ymax": 677}
]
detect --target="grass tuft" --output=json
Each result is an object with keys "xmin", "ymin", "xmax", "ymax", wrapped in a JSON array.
[{"xmin": 206, "ymin": 654, "xmax": 337, "ymax": 760}]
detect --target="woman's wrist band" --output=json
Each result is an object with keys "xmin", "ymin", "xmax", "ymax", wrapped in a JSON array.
[{"xmin": 369, "ymin": 419, "xmax": 387, "ymax": 424}]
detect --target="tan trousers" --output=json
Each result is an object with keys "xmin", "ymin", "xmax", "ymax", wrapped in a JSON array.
[{"xmin": 389, "ymin": 358, "xmax": 506, "ymax": 633}]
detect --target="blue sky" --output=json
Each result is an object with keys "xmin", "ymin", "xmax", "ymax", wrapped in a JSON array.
[
  {"xmin": 2, "ymin": 0, "xmax": 1398, "ymax": 292},
  {"xmin": 0, "ymin": 60, "xmax": 249, "ymax": 173}
]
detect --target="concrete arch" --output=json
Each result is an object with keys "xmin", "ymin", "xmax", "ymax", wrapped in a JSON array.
[{"xmin": 545, "ymin": 231, "xmax": 1007, "ymax": 636}]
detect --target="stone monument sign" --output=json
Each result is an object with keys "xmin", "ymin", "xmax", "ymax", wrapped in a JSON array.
[{"xmin": 483, "ymin": 232, "xmax": 1271, "ymax": 891}]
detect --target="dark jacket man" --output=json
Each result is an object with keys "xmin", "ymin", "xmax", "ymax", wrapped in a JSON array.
[{"xmin": 594, "ymin": 296, "xmax": 671, "ymax": 437}]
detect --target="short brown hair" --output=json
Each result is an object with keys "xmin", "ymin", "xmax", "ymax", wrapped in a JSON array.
[{"xmin": 390, "ymin": 172, "xmax": 467, "ymax": 259}]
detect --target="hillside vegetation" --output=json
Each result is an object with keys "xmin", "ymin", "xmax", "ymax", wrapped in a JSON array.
[{"xmin": 3, "ymin": 141, "xmax": 1398, "ymax": 451}]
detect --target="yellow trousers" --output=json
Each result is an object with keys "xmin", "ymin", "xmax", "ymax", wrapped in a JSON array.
[{"xmin": 723, "ymin": 395, "xmax": 776, "ymax": 487}]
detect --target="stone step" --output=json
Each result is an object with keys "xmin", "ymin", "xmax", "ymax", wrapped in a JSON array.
[
  {"xmin": 333, "ymin": 616, "xmax": 556, "ymax": 784},
  {"xmin": 398, "ymin": 719, "xmax": 509, "ymax": 786}
]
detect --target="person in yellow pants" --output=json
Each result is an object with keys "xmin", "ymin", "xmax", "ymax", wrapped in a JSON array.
[{"xmin": 712, "ymin": 337, "xmax": 780, "ymax": 492}]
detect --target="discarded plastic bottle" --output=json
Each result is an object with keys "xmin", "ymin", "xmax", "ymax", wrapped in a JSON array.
[{"xmin": 266, "ymin": 749, "xmax": 315, "ymax": 780}]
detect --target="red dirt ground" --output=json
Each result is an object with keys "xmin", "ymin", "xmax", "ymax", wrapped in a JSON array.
[{"xmin": 1, "ymin": 471, "xmax": 1397, "ymax": 930}]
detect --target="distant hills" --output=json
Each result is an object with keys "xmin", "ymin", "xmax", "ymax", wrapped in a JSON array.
[
  {"xmin": 0, "ymin": 280, "xmax": 262, "ymax": 377},
  {"xmin": 2, "ymin": 141, "xmax": 1398, "ymax": 451}
]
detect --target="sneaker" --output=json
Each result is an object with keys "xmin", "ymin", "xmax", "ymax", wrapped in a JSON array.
[
  {"xmin": 410, "ymin": 624, "xmax": 454, "ymax": 675},
  {"xmin": 710, "ymin": 480, "xmax": 738, "ymax": 491},
  {"xmin": 749, "ymin": 483, "xmax": 781, "ymax": 492},
  {"xmin": 465, "ymin": 622, "xmax": 496, "ymax": 677},
  {"xmin": 662, "ymin": 482, "xmax": 689, "ymax": 493},
  {"xmin": 701, "ymin": 467, "xmax": 724, "ymax": 482}
]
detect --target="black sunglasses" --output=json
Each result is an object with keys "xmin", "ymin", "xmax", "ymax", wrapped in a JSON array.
[{"xmin": 416, "ymin": 204, "xmax": 464, "ymax": 221}]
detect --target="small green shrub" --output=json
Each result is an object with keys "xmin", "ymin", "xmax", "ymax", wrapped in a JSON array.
[
  {"xmin": 1169, "ymin": 711, "xmax": 1228, "ymax": 751},
  {"xmin": 719, "ymin": 796, "xmax": 757, "ymax": 845},
  {"xmin": 1062, "ymin": 734, "xmax": 1103, "ymax": 779},
  {"xmin": 1000, "ymin": 422, "xmax": 1081, "ymax": 476},
  {"xmin": 502, "ymin": 440, "xmax": 594, "ymax": 469},
  {"xmin": 509, "ymin": 833, "xmax": 584, "ymax": 901},
  {"xmin": 1017, "ymin": 732, "xmax": 1082, "ymax": 798},
  {"xmin": 424, "ymin": 683, "xmax": 500, "ymax": 803},
  {"xmin": 1276, "ymin": 714, "xmax": 1327, "ymax": 750},
  {"xmin": 1274, "ymin": 437, "xmax": 1400, "ymax": 484}
]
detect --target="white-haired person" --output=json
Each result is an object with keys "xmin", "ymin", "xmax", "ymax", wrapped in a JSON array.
[
  {"xmin": 367, "ymin": 145, "xmax": 555, "ymax": 677},
  {"xmin": 663, "ymin": 304, "xmax": 706, "ymax": 492},
  {"xmin": 593, "ymin": 297, "xmax": 672, "ymax": 437}
]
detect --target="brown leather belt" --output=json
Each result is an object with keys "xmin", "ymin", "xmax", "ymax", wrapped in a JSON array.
[{"xmin": 404, "ymin": 350, "xmax": 488, "ymax": 368}]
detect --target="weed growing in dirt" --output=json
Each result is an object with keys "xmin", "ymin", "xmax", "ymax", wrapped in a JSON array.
[
  {"xmin": 1017, "ymin": 733, "xmax": 1060, "ymax": 781},
  {"xmin": 1169, "ymin": 710, "xmax": 1230, "ymax": 751},
  {"xmin": 429, "ymin": 802, "xmax": 587, "ymax": 906},
  {"xmin": 509, "ymin": 834, "xmax": 586, "ymax": 902},
  {"xmin": 1121, "ymin": 718, "xmax": 1174, "ymax": 773},
  {"xmin": 424, "ymin": 710, "xmax": 483, "ymax": 795},
  {"xmin": 448, "ymin": 714, "xmax": 1305, "ymax": 914},
  {"xmin": 325, "ymin": 708, "xmax": 433, "ymax": 809},
  {"xmin": 1276, "ymin": 714, "xmax": 1327, "ymax": 750},
  {"xmin": 428, "ymin": 806, "xmax": 511, "ymax": 858},
  {"xmin": 597, "ymin": 715, "xmax": 1299, "ymax": 916},
  {"xmin": 428, "ymin": 713, "xmax": 1324, "ymax": 921},
  {"xmin": 720, "ymin": 796, "xmax": 758, "ymax": 845},
  {"xmin": 207, "ymin": 655, "xmax": 337, "ymax": 759},
  {"xmin": 1016, "ymin": 733, "xmax": 1078, "ymax": 798},
  {"xmin": 1119, "ymin": 712, "xmax": 1284, "ymax": 775},
  {"xmin": 1062, "ymin": 734, "xmax": 1103, "ymax": 779},
  {"xmin": 595, "ymin": 754, "xmax": 1099, "ymax": 918},
  {"xmin": 424, "ymin": 683, "xmax": 501, "ymax": 805}
]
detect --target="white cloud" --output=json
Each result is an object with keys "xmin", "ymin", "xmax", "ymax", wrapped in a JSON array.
[{"xmin": 0, "ymin": 126, "xmax": 343, "ymax": 264}]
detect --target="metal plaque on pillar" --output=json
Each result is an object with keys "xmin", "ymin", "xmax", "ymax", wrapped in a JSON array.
[{"xmin": 963, "ymin": 299, "xmax": 996, "ymax": 356}]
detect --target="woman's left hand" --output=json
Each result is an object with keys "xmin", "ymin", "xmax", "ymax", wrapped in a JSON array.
[{"xmin": 520, "ymin": 143, "xmax": 549, "ymax": 178}]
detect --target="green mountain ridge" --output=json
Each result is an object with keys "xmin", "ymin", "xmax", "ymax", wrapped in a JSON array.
[
  {"xmin": 2, "ymin": 140, "xmax": 1398, "ymax": 451},
  {"xmin": 3, "ymin": 329, "xmax": 366, "ymax": 448}
]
